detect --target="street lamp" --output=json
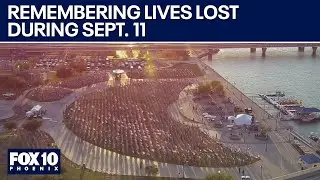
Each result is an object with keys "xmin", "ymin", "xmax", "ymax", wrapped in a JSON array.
[
  {"xmin": 226, "ymin": 77, "xmax": 228, "ymax": 90},
  {"xmin": 260, "ymin": 165, "xmax": 263, "ymax": 179},
  {"xmin": 265, "ymin": 137, "xmax": 268, "ymax": 152},
  {"xmin": 182, "ymin": 164, "xmax": 185, "ymax": 179}
]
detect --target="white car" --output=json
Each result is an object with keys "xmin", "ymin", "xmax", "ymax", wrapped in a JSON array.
[{"xmin": 241, "ymin": 176, "xmax": 251, "ymax": 180}]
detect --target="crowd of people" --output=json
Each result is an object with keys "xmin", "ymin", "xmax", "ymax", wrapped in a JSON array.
[
  {"xmin": 64, "ymin": 79, "xmax": 258, "ymax": 167},
  {"xmin": 126, "ymin": 63, "xmax": 204, "ymax": 79},
  {"xmin": 51, "ymin": 72, "xmax": 109, "ymax": 89},
  {"xmin": 26, "ymin": 86, "xmax": 73, "ymax": 102}
]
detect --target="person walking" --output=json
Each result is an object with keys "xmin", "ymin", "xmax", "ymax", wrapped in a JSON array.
[{"xmin": 238, "ymin": 167, "xmax": 241, "ymax": 173}]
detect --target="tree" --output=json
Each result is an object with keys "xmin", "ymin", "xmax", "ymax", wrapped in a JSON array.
[
  {"xmin": 205, "ymin": 172, "xmax": 234, "ymax": 180},
  {"xmin": 67, "ymin": 53, "xmax": 77, "ymax": 60},
  {"xmin": 176, "ymin": 50, "xmax": 190, "ymax": 60},
  {"xmin": 56, "ymin": 66, "xmax": 73, "ymax": 78},
  {"xmin": 143, "ymin": 51, "xmax": 153, "ymax": 61},
  {"xmin": 4, "ymin": 121, "xmax": 17, "ymax": 131},
  {"xmin": 15, "ymin": 61, "xmax": 32, "ymax": 71},
  {"xmin": 197, "ymin": 82, "xmax": 212, "ymax": 94},
  {"xmin": 22, "ymin": 119, "xmax": 43, "ymax": 132},
  {"xmin": 145, "ymin": 165, "xmax": 159, "ymax": 176},
  {"xmin": 127, "ymin": 50, "xmax": 134, "ymax": 58},
  {"xmin": 70, "ymin": 60, "xmax": 86, "ymax": 73}
]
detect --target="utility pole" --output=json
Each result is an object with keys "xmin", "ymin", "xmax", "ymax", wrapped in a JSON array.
[
  {"xmin": 276, "ymin": 111, "xmax": 280, "ymax": 131},
  {"xmin": 182, "ymin": 164, "xmax": 185, "ymax": 179},
  {"xmin": 265, "ymin": 138, "xmax": 268, "ymax": 152},
  {"xmin": 265, "ymin": 140, "xmax": 268, "ymax": 152}
]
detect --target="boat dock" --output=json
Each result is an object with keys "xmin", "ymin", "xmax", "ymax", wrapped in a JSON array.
[{"xmin": 258, "ymin": 93, "xmax": 320, "ymax": 123}]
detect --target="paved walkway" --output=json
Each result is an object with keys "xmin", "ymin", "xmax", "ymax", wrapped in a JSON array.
[{"xmin": 0, "ymin": 100, "xmax": 14, "ymax": 120}]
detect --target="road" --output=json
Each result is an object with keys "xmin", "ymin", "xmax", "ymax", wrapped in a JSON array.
[{"xmin": 288, "ymin": 170, "xmax": 320, "ymax": 180}]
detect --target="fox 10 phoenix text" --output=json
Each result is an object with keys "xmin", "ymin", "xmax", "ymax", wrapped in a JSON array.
[{"xmin": 7, "ymin": 149, "xmax": 61, "ymax": 175}]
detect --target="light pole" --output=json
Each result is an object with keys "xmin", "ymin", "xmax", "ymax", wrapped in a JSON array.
[
  {"xmin": 226, "ymin": 77, "xmax": 228, "ymax": 90},
  {"xmin": 288, "ymin": 127, "xmax": 292, "ymax": 142},
  {"xmin": 265, "ymin": 136, "xmax": 268, "ymax": 152},
  {"xmin": 260, "ymin": 165, "xmax": 263, "ymax": 180}
]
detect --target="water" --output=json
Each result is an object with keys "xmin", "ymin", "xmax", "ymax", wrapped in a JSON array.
[{"xmin": 205, "ymin": 48, "xmax": 320, "ymax": 137}]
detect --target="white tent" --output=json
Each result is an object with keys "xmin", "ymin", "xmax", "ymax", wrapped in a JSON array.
[
  {"xmin": 31, "ymin": 105, "xmax": 42, "ymax": 112},
  {"xmin": 234, "ymin": 114, "xmax": 252, "ymax": 125},
  {"xmin": 204, "ymin": 114, "xmax": 216, "ymax": 119},
  {"xmin": 113, "ymin": 69, "xmax": 124, "ymax": 74},
  {"xmin": 228, "ymin": 116, "xmax": 236, "ymax": 121}
]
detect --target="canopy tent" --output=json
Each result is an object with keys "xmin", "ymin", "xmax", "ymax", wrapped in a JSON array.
[
  {"xmin": 228, "ymin": 116, "xmax": 236, "ymax": 121},
  {"xmin": 31, "ymin": 105, "xmax": 42, "ymax": 112},
  {"xmin": 234, "ymin": 114, "xmax": 252, "ymax": 125},
  {"xmin": 113, "ymin": 69, "xmax": 125, "ymax": 74}
]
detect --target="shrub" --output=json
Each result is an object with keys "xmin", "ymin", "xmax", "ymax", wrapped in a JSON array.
[
  {"xmin": 145, "ymin": 165, "xmax": 159, "ymax": 176},
  {"xmin": 56, "ymin": 66, "xmax": 73, "ymax": 78},
  {"xmin": 4, "ymin": 121, "xmax": 17, "ymax": 131},
  {"xmin": 22, "ymin": 119, "xmax": 43, "ymax": 132}
]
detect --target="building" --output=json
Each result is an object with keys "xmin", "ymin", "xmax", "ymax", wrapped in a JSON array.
[{"xmin": 298, "ymin": 154, "xmax": 320, "ymax": 169}]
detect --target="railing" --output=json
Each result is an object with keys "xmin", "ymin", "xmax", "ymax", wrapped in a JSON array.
[{"xmin": 268, "ymin": 166, "xmax": 320, "ymax": 180}]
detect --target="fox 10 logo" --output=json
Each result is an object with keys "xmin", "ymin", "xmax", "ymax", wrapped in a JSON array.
[{"xmin": 8, "ymin": 149, "xmax": 61, "ymax": 175}]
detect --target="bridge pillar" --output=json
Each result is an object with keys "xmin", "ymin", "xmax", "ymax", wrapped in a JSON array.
[
  {"xmin": 312, "ymin": 47, "xmax": 317, "ymax": 55},
  {"xmin": 298, "ymin": 47, "xmax": 305, "ymax": 52},
  {"xmin": 262, "ymin": 48, "xmax": 267, "ymax": 57},
  {"xmin": 250, "ymin": 48, "xmax": 256, "ymax": 53}
]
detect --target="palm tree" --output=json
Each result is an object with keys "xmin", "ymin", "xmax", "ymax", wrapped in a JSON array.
[{"xmin": 205, "ymin": 172, "xmax": 235, "ymax": 180}]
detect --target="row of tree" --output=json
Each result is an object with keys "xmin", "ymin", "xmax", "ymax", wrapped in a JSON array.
[
  {"xmin": 56, "ymin": 60, "xmax": 87, "ymax": 78},
  {"xmin": 157, "ymin": 50, "xmax": 191, "ymax": 60},
  {"xmin": 4, "ymin": 119, "xmax": 43, "ymax": 132},
  {"xmin": 0, "ymin": 75, "xmax": 28, "ymax": 89},
  {"xmin": 197, "ymin": 80, "xmax": 225, "ymax": 96}
]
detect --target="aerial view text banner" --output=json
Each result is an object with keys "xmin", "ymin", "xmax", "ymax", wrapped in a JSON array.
[{"xmin": 1, "ymin": 0, "xmax": 320, "ymax": 41}]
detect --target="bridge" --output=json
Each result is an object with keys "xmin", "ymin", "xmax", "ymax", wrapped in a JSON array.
[{"xmin": 0, "ymin": 43, "xmax": 319, "ymax": 59}]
